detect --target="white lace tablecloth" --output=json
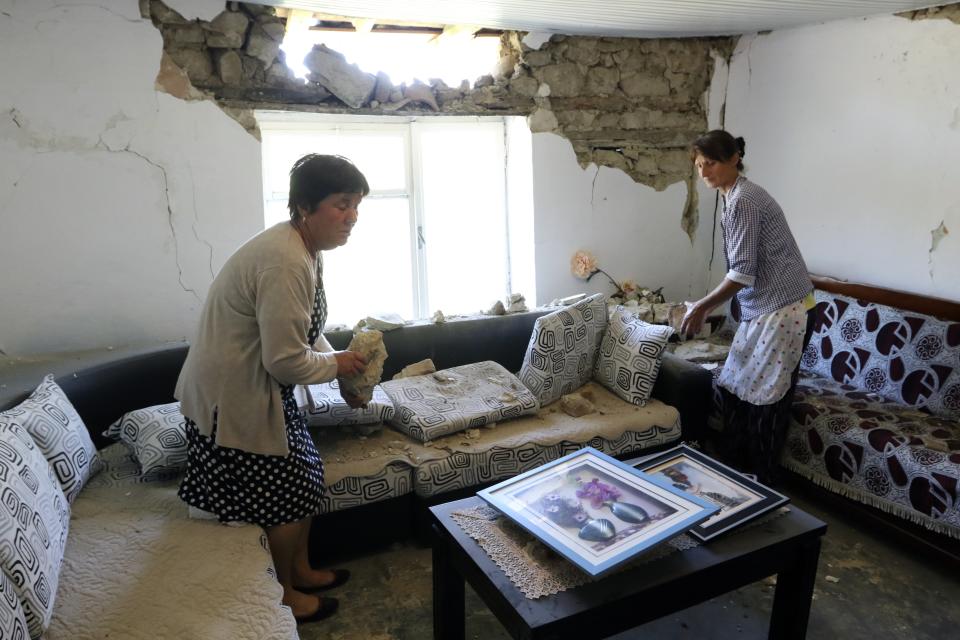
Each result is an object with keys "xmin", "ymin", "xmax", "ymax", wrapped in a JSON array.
[{"xmin": 451, "ymin": 504, "xmax": 790, "ymax": 599}]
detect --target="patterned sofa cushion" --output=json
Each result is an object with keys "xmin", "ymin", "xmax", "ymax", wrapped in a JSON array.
[
  {"xmin": 381, "ymin": 361, "xmax": 539, "ymax": 443},
  {"xmin": 103, "ymin": 403, "xmax": 188, "ymax": 477},
  {"xmin": 300, "ymin": 381, "xmax": 394, "ymax": 427},
  {"xmin": 0, "ymin": 420, "xmax": 71, "ymax": 638},
  {"xmin": 593, "ymin": 306, "xmax": 674, "ymax": 406},
  {"xmin": 0, "ymin": 572, "xmax": 29, "ymax": 640},
  {"xmin": 317, "ymin": 462, "xmax": 412, "ymax": 515},
  {"xmin": 802, "ymin": 290, "xmax": 960, "ymax": 419},
  {"xmin": 781, "ymin": 372, "xmax": 960, "ymax": 538},
  {"xmin": 0, "ymin": 375, "xmax": 101, "ymax": 503},
  {"xmin": 518, "ymin": 293, "xmax": 608, "ymax": 407}
]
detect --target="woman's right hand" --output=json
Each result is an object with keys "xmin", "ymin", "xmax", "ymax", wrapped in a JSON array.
[{"xmin": 334, "ymin": 350, "xmax": 367, "ymax": 377}]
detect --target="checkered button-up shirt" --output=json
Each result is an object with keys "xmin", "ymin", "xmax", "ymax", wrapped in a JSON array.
[{"xmin": 722, "ymin": 176, "xmax": 812, "ymax": 321}]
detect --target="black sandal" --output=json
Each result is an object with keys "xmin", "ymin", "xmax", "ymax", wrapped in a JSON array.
[
  {"xmin": 296, "ymin": 568, "xmax": 351, "ymax": 593},
  {"xmin": 294, "ymin": 596, "xmax": 339, "ymax": 625}
]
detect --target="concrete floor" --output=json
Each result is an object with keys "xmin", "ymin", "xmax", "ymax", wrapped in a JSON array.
[{"xmin": 299, "ymin": 489, "xmax": 959, "ymax": 640}]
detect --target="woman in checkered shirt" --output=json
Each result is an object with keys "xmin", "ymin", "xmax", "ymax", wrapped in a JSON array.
[{"xmin": 681, "ymin": 130, "xmax": 816, "ymax": 485}]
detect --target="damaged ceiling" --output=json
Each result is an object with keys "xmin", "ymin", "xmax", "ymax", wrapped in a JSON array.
[{"xmin": 245, "ymin": 1, "xmax": 947, "ymax": 37}]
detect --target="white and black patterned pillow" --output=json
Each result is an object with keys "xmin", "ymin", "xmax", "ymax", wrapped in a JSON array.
[
  {"xmin": 0, "ymin": 419, "xmax": 70, "ymax": 638},
  {"xmin": 0, "ymin": 571, "xmax": 29, "ymax": 640},
  {"xmin": 300, "ymin": 380, "xmax": 395, "ymax": 427},
  {"xmin": 0, "ymin": 374, "xmax": 100, "ymax": 503},
  {"xmin": 103, "ymin": 403, "xmax": 188, "ymax": 477},
  {"xmin": 518, "ymin": 293, "xmax": 608, "ymax": 406},
  {"xmin": 593, "ymin": 306, "xmax": 674, "ymax": 406},
  {"xmin": 381, "ymin": 361, "xmax": 539, "ymax": 442}
]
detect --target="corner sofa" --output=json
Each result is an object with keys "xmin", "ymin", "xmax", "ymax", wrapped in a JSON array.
[{"xmin": 0, "ymin": 308, "xmax": 711, "ymax": 638}]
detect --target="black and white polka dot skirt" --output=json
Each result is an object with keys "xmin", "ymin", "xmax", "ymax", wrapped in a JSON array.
[
  {"xmin": 178, "ymin": 262, "xmax": 329, "ymax": 527},
  {"xmin": 177, "ymin": 387, "xmax": 326, "ymax": 528}
]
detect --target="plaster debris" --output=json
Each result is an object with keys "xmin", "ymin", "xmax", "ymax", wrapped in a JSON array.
[
  {"xmin": 485, "ymin": 300, "xmax": 506, "ymax": 316},
  {"xmin": 506, "ymin": 293, "xmax": 528, "ymax": 314},
  {"xmin": 355, "ymin": 313, "xmax": 407, "ymax": 332},
  {"xmin": 560, "ymin": 392, "xmax": 596, "ymax": 417},
  {"xmin": 825, "ymin": 575, "xmax": 840, "ymax": 583},
  {"xmin": 392, "ymin": 359, "xmax": 437, "ymax": 380},
  {"xmin": 338, "ymin": 329, "xmax": 387, "ymax": 405},
  {"xmin": 431, "ymin": 310, "xmax": 446, "ymax": 324}
]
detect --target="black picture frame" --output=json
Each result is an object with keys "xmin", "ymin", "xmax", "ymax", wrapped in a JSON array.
[{"xmin": 634, "ymin": 445, "xmax": 789, "ymax": 541}]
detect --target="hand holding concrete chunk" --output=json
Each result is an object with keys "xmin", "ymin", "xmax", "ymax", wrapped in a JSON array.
[{"xmin": 338, "ymin": 329, "xmax": 387, "ymax": 407}]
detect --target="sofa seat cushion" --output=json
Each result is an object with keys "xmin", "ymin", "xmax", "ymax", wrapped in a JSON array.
[
  {"xmin": 782, "ymin": 372, "xmax": 960, "ymax": 538},
  {"xmin": 412, "ymin": 381, "xmax": 682, "ymax": 497},
  {"xmin": 45, "ymin": 444, "xmax": 297, "ymax": 640},
  {"xmin": 0, "ymin": 572, "xmax": 29, "ymax": 639},
  {"xmin": 310, "ymin": 427, "xmax": 440, "ymax": 514}
]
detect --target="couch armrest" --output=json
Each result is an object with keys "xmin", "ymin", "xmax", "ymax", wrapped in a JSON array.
[{"xmin": 650, "ymin": 352, "xmax": 713, "ymax": 441}]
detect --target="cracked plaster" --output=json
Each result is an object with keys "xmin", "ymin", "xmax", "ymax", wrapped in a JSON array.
[{"xmin": 147, "ymin": 0, "xmax": 734, "ymax": 242}]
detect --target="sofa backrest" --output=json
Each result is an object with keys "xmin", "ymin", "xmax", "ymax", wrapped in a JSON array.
[{"xmin": 801, "ymin": 289, "xmax": 960, "ymax": 419}]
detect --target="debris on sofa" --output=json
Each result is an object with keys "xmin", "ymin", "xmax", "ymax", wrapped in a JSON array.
[
  {"xmin": 431, "ymin": 309, "xmax": 446, "ymax": 323},
  {"xmin": 669, "ymin": 340, "xmax": 730, "ymax": 363},
  {"xmin": 354, "ymin": 313, "xmax": 407, "ymax": 332},
  {"xmin": 392, "ymin": 358, "xmax": 437, "ymax": 380},
  {"xmin": 548, "ymin": 293, "xmax": 587, "ymax": 307},
  {"xmin": 485, "ymin": 300, "xmax": 506, "ymax": 315},
  {"xmin": 560, "ymin": 392, "xmax": 596, "ymax": 417},
  {"xmin": 338, "ymin": 329, "xmax": 387, "ymax": 405},
  {"xmin": 506, "ymin": 293, "xmax": 528, "ymax": 314}
]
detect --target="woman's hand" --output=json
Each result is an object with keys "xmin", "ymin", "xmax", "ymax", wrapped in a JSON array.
[
  {"xmin": 334, "ymin": 350, "xmax": 367, "ymax": 377},
  {"xmin": 680, "ymin": 301, "xmax": 709, "ymax": 339}
]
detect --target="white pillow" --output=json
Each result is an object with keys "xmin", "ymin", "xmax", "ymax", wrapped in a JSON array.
[
  {"xmin": 0, "ymin": 374, "xmax": 100, "ymax": 503},
  {"xmin": 593, "ymin": 306, "xmax": 674, "ymax": 406},
  {"xmin": 0, "ymin": 571, "xmax": 29, "ymax": 640},
  {"xmin": 518, "ymin": 293, "xmax": 608, "ymax": 406},
  {"xmin": 103, "ymin": 403, "xmax": 188, "ymax": 476},
  {"xmin": 298, "ymin": 380, "xmax": 395, "ymax": 427},
  {"xmin": 0, "ymin": 419, "xmax": 71, "ymax": 638}
]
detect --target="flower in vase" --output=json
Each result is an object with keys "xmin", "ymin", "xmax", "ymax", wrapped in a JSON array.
[
  {"xmin": 575, "ymin": 478, "xmax": 623, "ymax": 509},
  {"xmin": 620, "ymin": 279, "xmax": 640, "ymax": 301},
  {"xmin": 570, "ymin": 250, "xmax": 598, "ymax": 280}
]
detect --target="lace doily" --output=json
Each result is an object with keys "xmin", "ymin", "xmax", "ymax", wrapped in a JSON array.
[{"xmin": 451, "ymin": 504, "xmax": 790, "ymax": 599}]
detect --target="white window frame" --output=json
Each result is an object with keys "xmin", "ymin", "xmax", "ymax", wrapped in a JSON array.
[{"xmin": 256, "ymin": 111, "xmax": 534, "ymax": 321}]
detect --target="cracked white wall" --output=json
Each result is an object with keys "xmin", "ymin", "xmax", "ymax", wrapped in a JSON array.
[
  {"xmin": 0, "ymin": 0, "xmax": 261, "ymax": 356},
  {"xmin": 722, "ymin": 13, "xmax": 960, "ymax": 301}
]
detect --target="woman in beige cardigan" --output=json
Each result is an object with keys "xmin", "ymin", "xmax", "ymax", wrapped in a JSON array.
[{"xmin": 175, "ymin": 154, "xmax": 369, "ymax": 624}]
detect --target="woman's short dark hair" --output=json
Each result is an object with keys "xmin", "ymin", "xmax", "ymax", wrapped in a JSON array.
[
  {"xmin": 287, "ymin": 154, "xmax": 370, "ymax": 220},
  {"xmin": 690, "ymin": 130, "xmax": 746, "ymax": 171}
]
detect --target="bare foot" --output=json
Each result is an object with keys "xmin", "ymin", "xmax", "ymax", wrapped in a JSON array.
[
  {"xmin": 283, "ymin": 590, "xmax": 322, "ymax": 619},
  {"xmin": 292, "ymin": 567, "xmax": 338, "ymax": 590}
]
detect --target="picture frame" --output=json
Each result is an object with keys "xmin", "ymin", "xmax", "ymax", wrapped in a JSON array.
[
  {"xmin": 634, "ymin": 444, "xmax": 789, "ymax": 541},
  {"xmin": 477, "ymin": 446, "xmax": 719, "ymax": 578}
]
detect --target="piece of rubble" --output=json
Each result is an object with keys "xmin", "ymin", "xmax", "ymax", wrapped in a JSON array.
[
  {"xmin": 304, "ymin": 44, "xmax": 376, "ymax": 108},
  {"xmin": 485, "ymin": 300, "xmax": 506, "ymax": 315},
  {"xmin": 560, "ymin": 392, "xmax": 595, "ymax": 417},
  {"xmin": 506, "ymin": 293, "xmax": 528, "ymax": 314},
  {"xmin": 393, "ymin": 358, "xmax": 437, "ymax": 380},
  {"xmin": 824, "ymin": 575, "xmax": 840, "ymax": 583},
  {"xmin": 354, "ymin": 313, "xmax": 407, "ymax": 332},
  {"xmin": 338, "ymin": 329, "xmax": 387, "ymax": 405},
  {"xmin": 431, "ymin": 310, "xmax": 446, "ymax": 323}
]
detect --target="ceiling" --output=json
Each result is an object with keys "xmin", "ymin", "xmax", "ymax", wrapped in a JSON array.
[{"xmin": 250, "ymin": 1, "xmax": 944, "ymax": 38}]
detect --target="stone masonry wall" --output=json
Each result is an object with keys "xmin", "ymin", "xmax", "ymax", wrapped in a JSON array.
[{"xmin": 145, "ymin": 0, "xmax": 735, "ymax": 239}]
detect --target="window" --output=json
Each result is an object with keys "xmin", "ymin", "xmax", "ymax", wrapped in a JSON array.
[{"xmin": 257, "ymin": 113, "xmax": 534, "ymax": 327}]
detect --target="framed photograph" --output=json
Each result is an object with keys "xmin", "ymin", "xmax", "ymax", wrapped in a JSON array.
[
  {"xmin": 477, "ymin": 447, "xmax": 719, "ymax": 577},
  {"xmin": 635, "ymin": 444, "xmax": 789, "ymax": 541}
]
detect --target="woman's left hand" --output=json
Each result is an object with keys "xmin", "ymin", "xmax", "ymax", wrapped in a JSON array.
[
  {"xmin": 340, "ymin": 390, "xmax": 367, "ymax": 409},
  {"xmin": 334, "ymin": 350, "xmax": 367, "ymax": 377}
]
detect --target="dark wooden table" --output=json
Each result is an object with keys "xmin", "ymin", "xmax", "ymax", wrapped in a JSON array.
[{"xmin": 430, "ymin": 496, "xmax": 827, "ymax": 640}]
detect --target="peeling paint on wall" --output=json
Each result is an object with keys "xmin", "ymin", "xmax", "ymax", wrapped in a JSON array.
[
  {"xmin": 929, "ymin": 220, "xmax": 950, "ymax": 279},
  {"xmin": 896, "ymin": 3, "xmax": 960, "ymax": 24}
]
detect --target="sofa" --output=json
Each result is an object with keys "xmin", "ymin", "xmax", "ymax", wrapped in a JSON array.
[
  {"xmin": 710, "ymin": 276, "xmax": 960, "ymax": 542},
  {"xmin": 0, "ymin": 306, "xmax": 711, "ymax": 638}
]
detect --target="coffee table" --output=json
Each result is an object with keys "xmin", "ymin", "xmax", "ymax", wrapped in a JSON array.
[{"xmin": 430, "ymin": 496, "xmax": 826, "ymax": 640}]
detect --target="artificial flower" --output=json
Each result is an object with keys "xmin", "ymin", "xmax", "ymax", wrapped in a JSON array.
[{"xmin": 570, "ymin": 250, "xmax": 598, "ymax": 279}]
